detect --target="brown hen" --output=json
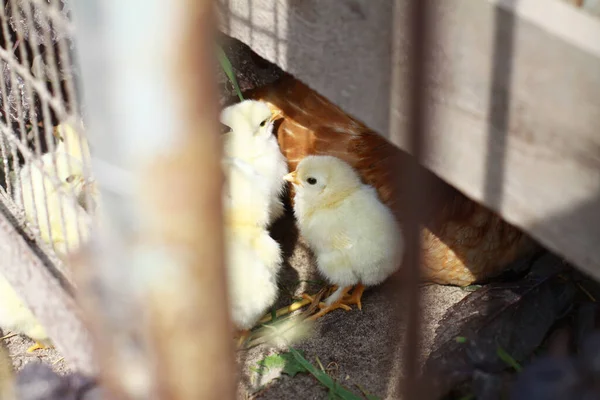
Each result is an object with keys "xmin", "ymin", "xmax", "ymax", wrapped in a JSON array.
[{"xmin": 245, "ymin": 74, "xmax": 537, "ymax": 288}]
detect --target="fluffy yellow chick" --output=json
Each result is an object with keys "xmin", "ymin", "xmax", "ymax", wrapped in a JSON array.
[
  {"xmin": 0, "ymin": 127, "xmax": 94, "ymax": 353},
  {"xmin": 221, "ymin": 100, "xmax": 288, "ymax": 226},
  {"xmin": 222, "ymin": 156, "xmax": 283, "ymax": 341},
  {"xmin": 14, "ymin": 151, "xmax": 92, "ymax": 258},
  {"xmin": 53, "ymin": 123, "xmax": 92, "ymax": 166},
  {"xmin": 0, "ymin": 274, "xmax": 50, "ymax": 353},
  {"xmin": 284, "ymin": 155, "xmax": 403, "ymax": 320},
  {"xmin": 52, "ymin": 123, "xmax": 99, "ymax": 213},
  {"xmin": 2, "ymin": 152, "xmax": 91, "ymax": 352}
]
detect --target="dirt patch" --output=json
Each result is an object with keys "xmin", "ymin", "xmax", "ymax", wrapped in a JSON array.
[
  {"xmin": 235, "ymin": 211, "xmax": 468, "ymax": 400},
  {"xmin": 1, "ymin": 330, "xmax": 70, "ymax": 376}
]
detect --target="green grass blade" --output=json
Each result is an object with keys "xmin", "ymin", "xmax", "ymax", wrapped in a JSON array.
[
  {"xmin": 496, "ymin": 347, "xmax": 523, "ymax": 372},
  {"xmin": 217, "ymin": 45, "xmax": 244, "ymax": 101},
  {"xmin": 288, "ymin": 348, "xmax": 363, "ymax": 400}
]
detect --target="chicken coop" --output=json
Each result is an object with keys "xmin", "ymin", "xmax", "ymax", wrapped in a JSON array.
[{"xmin": 0, "ymin": 0, "xmax": 598, "ymax": 399}]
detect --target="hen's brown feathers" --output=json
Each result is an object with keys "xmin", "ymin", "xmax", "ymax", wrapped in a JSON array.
[{"xmin": 247, "ymin": 75, "xmax": 535, "ymax": 286}]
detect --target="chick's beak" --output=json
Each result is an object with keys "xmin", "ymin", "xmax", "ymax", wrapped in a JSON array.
[
  {"xmin": 52, "ymin": 126, "xmax": 63, "ymax": 141},
  {"xmin": 269, "ymin": 108, "xmax": 284, "ymax": 122},
  {"xmin": 284, "ymin": 171, "xmax": 300, "ymax": 186}
]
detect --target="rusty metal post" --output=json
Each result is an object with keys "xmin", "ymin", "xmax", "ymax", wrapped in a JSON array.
[{"xmin": 72, "ymin": 0, "xmax": 236, "ymax": 399}]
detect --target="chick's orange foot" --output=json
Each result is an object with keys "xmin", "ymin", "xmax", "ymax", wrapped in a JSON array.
[
  {"xmin": 342, "ymin": 283, "xmax": 366, "ymax": 311},
  {"xmin": 300, "ymin": 291, "xmax": 350, "ymax": 313},
  {"xmin": 26, "ymin": 341, "xmax": 49, "ymax": 353},
  {"xmin": 304, "ymin": 284, "xmax": 366, "ymax": 321}
]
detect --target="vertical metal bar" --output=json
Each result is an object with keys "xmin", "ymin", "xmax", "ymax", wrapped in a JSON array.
[
  {"xmin": 391, "ymin": 0, "xmax": 434, "ymax": 398},
  {"xmin": 72, "ymin": 0, "xmax": 235, "ymax": 398},
  {"xmin": 484, "ymin": 1, "xmax": 516, "ymax": 212}
]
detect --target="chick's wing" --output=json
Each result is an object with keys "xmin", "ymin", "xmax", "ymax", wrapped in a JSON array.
[{"xmin": 331, "ymin": 231, "xmax": 353, "ymax": 251}]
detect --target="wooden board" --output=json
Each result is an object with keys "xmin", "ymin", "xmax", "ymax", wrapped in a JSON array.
[
  {"xmin": 390, "ymin": 0, "xmax": 600, "ymax": 278},
  {"xmin": 218, "ymin": 0, "xmax": 600, "ymax": 279},
  {"xmin": 0, "ymin": 204, "xmax": 94, "ymax": 374},
  {"xmin": 216, "ymin": 0, "xmax": 394, "ymax": 136}
]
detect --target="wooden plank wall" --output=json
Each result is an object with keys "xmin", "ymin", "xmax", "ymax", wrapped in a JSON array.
[
  {"xmin": 218, "ymin": 0, "xmax": 600, "ymax": 279},
  {"xmin": 216, "ymin": 0, "xmax": 394, "ymax": 136}
]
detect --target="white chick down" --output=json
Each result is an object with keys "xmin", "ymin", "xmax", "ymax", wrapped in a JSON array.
[
  {"xmin": 53, "ymin": 123, "xmax": 99, "ymax": 213},
  {"xmin": 222, "ymin": 156, "xmax": 283, "ymax": 330},
  {"xmin": 221, "ymin": 100, "xmax": 288, "ymax": 226},
  {"xmin": 13, "ymin": 150, "xmax": 92, "ymax": 259},
  {"xmin": 287, "ymin": 155, "xmax": 403, "ymax": 305},
  {"xmin": 0, "ymin": 273, "xmax": 50, "ymax": 350},
  {"xmin": 54, "ymin": 123, "xmax": 92, "ymax": 167}
]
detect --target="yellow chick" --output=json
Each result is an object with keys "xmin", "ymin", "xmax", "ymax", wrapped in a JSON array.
[
  {"xmin": 0, "ymin": 126, "xmax": 95, "ymax": 353},
  {"xmin": 221, "ymin": 100, "xmax": 288, "ymax": 226},
  {"xmin": 53, "ymin": 123, "xmax": 92, "ymax": 167},
  {"xmin": 2, "ymin": 152, "xmax": 91, "ymax": 352},
  {"xmin": 222, "ymin": 156, "xmax": 283, "ymax": 341},
  {"xmin": 53, "ymin": 123, "xmax": 99, "ymax": 213},
  {"xmin": 0, "ymin": 274, "xmax": 51, "ymax": 353},
  {"xmin": 284, "ymin": 155, "xmax": 403, "ymax": 320},
  {"xmin": 14, "ymin": 151, "xmax": 92, "ymax": 259}
]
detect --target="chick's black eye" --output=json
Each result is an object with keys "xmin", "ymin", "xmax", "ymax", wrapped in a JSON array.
[
  {"xmin": 307, "ymin": 177, "xmax": 317, "ymax": 185},
  {"xmin": 260, "ymin": 119, "xmax": 268, "ymax": 127},
  {"xmin": 66, "ymin": 175, "xmax": 75, "ymax": 183}
]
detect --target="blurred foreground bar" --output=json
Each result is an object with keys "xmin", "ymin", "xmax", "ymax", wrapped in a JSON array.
[{"xmin": 73, "ymin": 0, "xmax": 235, "ymax": 398}]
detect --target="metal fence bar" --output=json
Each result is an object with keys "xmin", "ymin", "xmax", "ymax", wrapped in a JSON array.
[
  {"xmin": 392, "ymin": 0, "xmax": 434, "ymax": 398},
  {"xmin": 72, "ymin": 0, "xmax": 236, "ymax": 398}
]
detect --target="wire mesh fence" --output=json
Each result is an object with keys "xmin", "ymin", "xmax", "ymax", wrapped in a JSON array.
[
  {"xmin": 0, "ymin": 0, "xmax": 92, "ymax": 267},
  {"xmin": 0, "ymin": 0, "xmax": 97, "ymax": 380}
]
